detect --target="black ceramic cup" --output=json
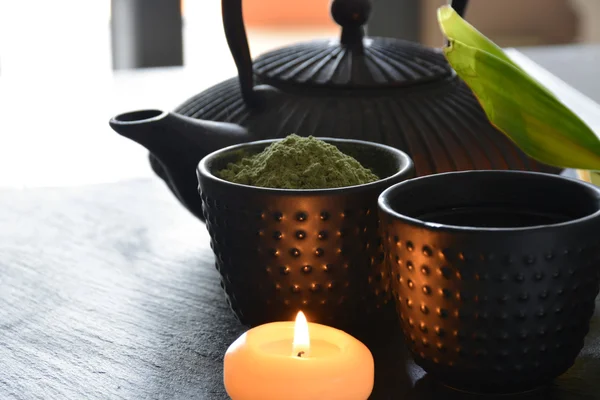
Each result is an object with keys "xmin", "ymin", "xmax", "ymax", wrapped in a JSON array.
[
  {"xmin": 378, "ymin": 170, "xmax": 600, "ymax": 393},
  {"xmin": 197, "ymin": 138, "xmax": 414, "ymax": 329}
]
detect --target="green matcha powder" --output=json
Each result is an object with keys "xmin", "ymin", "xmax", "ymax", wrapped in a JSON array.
[{"xmin": 217, "ymin": 135, "xmax": 379, "ymax": 189}]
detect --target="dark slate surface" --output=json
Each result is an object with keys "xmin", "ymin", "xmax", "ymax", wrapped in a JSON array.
[{"xmin": 1, "ymin": 178, "xmax": 600, "ymax": 399}]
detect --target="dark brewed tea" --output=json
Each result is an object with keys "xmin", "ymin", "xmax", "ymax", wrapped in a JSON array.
[{"xmin": 418, "ymin": 206, "xmax": 570, "ymax": 228}]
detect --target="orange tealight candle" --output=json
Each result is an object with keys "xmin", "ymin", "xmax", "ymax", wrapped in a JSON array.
[{"xmin": 224, "ymin": 312, "xmax": 374, "ymax": 400}]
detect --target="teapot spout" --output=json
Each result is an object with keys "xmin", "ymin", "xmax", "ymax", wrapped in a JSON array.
[
  {"xmin": 109, "ymin": 109, "xmax": 251, "ymax": 220},
  {"xmin": 109, "ymin": 109, "xmax": 250, "ymax": 162}
]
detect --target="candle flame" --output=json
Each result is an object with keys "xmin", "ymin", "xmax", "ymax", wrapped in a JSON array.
[{"xmin": 292, "ymin": 311, "xmax": 310, "ymax": 357}]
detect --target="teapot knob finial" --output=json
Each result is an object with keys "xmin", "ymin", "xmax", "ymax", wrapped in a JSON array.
[{"xmin": 330, "ymin": 0, "xmax": 371, "ymax": 47}]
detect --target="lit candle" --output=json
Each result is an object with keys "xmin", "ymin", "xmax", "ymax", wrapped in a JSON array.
[{"xmin": 224, "ymin": 312, "xmax": 375, "ymax": 400}]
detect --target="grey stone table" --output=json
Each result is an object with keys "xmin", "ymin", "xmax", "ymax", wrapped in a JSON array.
[{"xmin": 2, "ymin": 178, "xmax": 600, "ymax": 400}]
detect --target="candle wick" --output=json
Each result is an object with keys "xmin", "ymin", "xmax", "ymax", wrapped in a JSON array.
[{"xmin": 297, "ymin": 351, "xmax": 305, "ymax": 358}]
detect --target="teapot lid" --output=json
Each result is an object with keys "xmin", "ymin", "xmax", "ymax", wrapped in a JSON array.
[{"xmin": 253, "ymin": 0, "xmax": 453, "ymax": 89}]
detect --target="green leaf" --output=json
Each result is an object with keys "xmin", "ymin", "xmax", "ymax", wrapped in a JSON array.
[
  {"xmin": 437, "ymin": 5, "xmax": 600, "ymax": 170},
  {"xmin": 437, "ymin": 5, "xmax": 515, "ymax": 67},
  {"xmin": 591, "ymin": 172, "xmax": 600, "ymax": 186},
  {"xmin": 580, "ymin": 170, "xmax": 600, "ymax": 186}
]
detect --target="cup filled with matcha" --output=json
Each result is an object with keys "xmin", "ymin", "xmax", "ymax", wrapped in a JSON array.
[{"xmin": 197, "ymin": 135, "xmax": 414, "ymax": 330}]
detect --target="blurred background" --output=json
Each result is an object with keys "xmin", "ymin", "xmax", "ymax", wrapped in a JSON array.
[
  {"xmin": 1, "ymin": 0, "xmax": 598, "ymax": 75},
  {"xmin": 0, "ymin": 0, "xmax": 598, "ymax": 188}
]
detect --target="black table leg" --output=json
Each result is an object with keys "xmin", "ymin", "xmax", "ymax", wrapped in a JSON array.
[{"xmin": 111, "ymin": 0, "xmax": 183, "ymax": 70}]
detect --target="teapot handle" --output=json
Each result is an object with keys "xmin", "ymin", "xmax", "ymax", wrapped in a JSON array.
[
  {"xmin": 221, "ymin": 0, "xmax": 263, "ymax": 109},
  {"xmin": 221, "ymin": 0, "xmax": 375, "ymax": 107},
  {"xmin": 222, "ymin": 0, "xmax": 468, "ymax": 108}
]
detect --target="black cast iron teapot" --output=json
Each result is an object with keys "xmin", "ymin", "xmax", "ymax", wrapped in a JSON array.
[{"xmin": 109, "ymin": 0, "xmax": 557, "ymax": 220}]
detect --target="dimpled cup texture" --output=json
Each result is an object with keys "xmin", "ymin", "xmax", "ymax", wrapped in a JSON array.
[
  {"xmin": 379, "ymin": 170, "xmax": 600, "ymax": 393},
  {"xmin": 197, "ymin": 138, "xmax": 414, "ymax": 330}
]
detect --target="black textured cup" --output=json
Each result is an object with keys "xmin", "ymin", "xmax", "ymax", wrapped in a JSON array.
[
  {"xmin": 197, "ymin": 138, "xmax": 414, "ymax": 329},
  {"xmin": 378, "ymin": 170, "xmax": 600, "ymax": 393}
]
